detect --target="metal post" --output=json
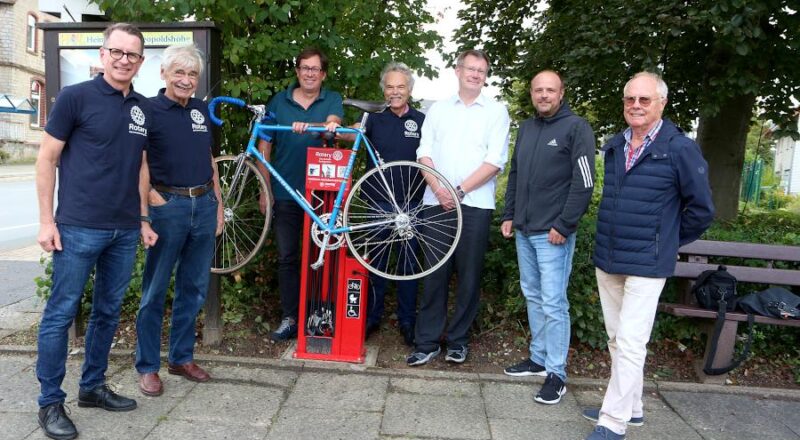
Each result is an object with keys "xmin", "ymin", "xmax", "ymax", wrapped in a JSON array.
[{"xmin": 203, "ymin": 274, "xmax": 222, "ymax": 346}]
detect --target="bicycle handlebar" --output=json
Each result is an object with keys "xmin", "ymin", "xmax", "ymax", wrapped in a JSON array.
[
  {"xmin": 208, "ymin": 96, "xmax": 246, "ymax": 126},
  {"xmin": 207, "ymin": 96, "xmax": 361, "ymax": 146}
]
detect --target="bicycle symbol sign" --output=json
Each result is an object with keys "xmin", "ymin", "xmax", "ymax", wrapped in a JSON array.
[{"xmin": 346, "ymin": 278, "xmax": 361, "ymax": 319}]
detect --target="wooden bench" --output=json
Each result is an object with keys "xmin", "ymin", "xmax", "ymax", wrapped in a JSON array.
[{"xmin": 657, "ymin": 239, "xmax": 800, "ymax": 382}]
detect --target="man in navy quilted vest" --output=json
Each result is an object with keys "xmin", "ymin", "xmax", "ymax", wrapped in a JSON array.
[{"xmin": 583, "ymin": 72, "xmax": 714, "ymax": 440}]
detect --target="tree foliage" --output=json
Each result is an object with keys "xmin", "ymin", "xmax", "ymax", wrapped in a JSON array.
[
  {"xmin": 455, "ymin": 0, "xmax": 798, "ymax": 135},
  {"xmin": 454, "ymin": 0, "xmax": 799, "ymax": 219},
  {"xmin": 95, "ymin": 0, "xmax": 443, "ymax": 128}
]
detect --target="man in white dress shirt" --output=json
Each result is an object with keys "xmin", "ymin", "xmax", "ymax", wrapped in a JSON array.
[{"xmin": 407, "ymin": 49, "xmax": 510, "ymax": 366}]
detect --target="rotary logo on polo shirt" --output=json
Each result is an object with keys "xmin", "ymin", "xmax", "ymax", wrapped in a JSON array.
[
  {"xmin": 404, "ymin": 119, "xmax": 419, "ymax": 139},
  {"xmin": 129, "ymin": 105, "xmax": 147, "ymax": 136},
  {"xmin": 190, "ymin": 108, "xmax": 208, "ymax": 133}
]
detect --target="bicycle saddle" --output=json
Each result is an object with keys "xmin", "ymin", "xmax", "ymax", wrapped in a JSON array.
[{"xmin": 343, "ymin": 98, "xmax": 387, "ymax": 113}]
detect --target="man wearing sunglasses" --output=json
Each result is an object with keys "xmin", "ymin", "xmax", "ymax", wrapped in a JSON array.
[
  {"xmin": 584, "ymin": 72, "xmax": 714, "ymax": 440},
  {"xmin": 34, "ymin": 23, "xmax": 154, "ymax": 440}
]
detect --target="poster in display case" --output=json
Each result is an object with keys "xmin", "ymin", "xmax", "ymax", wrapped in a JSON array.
[{"xmin": 39, "ymin": 22, "xmax": 220, "ymax": 110}]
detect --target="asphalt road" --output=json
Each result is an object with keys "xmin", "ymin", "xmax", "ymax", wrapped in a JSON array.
[
  {"xmin": 0, "ymin": 177, "xmax": 38, "ymax": 251},
  {"xmin": 0, "ymin": 259, "xmax": 41, "ymax": 307}
]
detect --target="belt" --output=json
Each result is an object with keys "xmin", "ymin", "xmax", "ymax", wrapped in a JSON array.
[{"xmin": 153, "ymin": 181, "xmax": 213, "ymax": 197}]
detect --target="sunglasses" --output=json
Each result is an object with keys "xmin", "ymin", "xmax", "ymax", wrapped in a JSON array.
[{"xmin": 622, "ymin": 96, "xmax": 660, "ymax": 107}]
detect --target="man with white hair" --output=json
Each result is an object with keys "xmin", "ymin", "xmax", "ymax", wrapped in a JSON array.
[
  {"xmin": 135, "ymin": 43, "xmax": 224, "ymax": 397},
  {"xmin": 362, "ymin": 62, "xmax": 425, "ymax": 346},
  {"xmin": 583, "ymin": 72, "xmax": 714, "ymax": 440}
]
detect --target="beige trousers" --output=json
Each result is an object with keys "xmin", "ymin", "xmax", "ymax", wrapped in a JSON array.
[{"xmin": 595, "ymin": 268, "xmax": 666, "ymax": 435}]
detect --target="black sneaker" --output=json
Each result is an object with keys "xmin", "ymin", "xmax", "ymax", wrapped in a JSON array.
[
  {"xmin": 534, "ymin": 372, "xmax": 566, "ymax": 405},
  {"xmin": 398, "ymin": 323, "xmax": 415, "ymax": 347},
  {"xmin": 504, "ymin": 358, "xmax": 547, "ymax": 377},
  {"xmin": 406, "ymin": 347, "xmax": 441, "ymax": 366},
  {"xmin": 444, "ymin": 345, "xmax": 468, "ymax": 363},
  {"xmin": 78, "ymin": 384, "xmax": 137, "ymax": 411},
  {"xmin": 38, "ymin": 403, "xmax": 77, "ymax": 440},
  {"xmin": 270, "ymin": 317, "xmax": 298, "ymax": 341}
]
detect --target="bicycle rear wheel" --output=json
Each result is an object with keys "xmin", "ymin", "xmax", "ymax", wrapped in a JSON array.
[
  {"xmin": 212, "ymin": 155, "xmax": 271, "ymax": 274},
  {"xmin": 343, "ymin": 161, "xmax": 462, "ymax": 280}
]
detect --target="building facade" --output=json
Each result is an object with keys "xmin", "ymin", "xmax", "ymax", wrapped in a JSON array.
[
  {"xmin": 774, "ymin": 113, "xmax": 800, "ymax": 195},
  {"xmin": 0, "ymin": 0, "xmax": 57, "ymax": 161}
]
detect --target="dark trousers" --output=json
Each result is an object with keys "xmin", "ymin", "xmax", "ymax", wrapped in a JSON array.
[
  {"xmin": 274, "ymin": 201, "xmax": 304, "ymax": 320},
  {"xmin": 367, "ymin": 200, "xmax": 420, "ymax": 328},
  {"xmin": 415, "ymin": 205, "xmax": 492, "ymax": 352}
]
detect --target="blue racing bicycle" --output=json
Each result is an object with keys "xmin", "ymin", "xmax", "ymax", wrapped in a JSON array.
[{"xmin": 208, "ymin": 96, "xmax": 462, "ymax": 280}]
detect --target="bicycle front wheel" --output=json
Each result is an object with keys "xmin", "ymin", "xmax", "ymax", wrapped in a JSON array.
[
  {"xmin": 343, "ymin": 161, "xmax": 462, "ymax": 281},
  {"xmin": 212, "ymin": 155, "xmax": 271, "ymax": 274}
]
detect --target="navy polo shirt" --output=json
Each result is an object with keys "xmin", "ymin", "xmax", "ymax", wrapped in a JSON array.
[
  {"xmin": 45, "ymin": 74, "xmax": 150, "ymax": 229},
  {"xmin": 264, "ymin": 84, "xmax": 343, "ymax": 200},
  {"xmin": 146, "ymin": 90, "xmax": 213, "ymax": 187},
  {"xmin": 364, "ymin": 106, "xmax": 426, "ymax": 203}
]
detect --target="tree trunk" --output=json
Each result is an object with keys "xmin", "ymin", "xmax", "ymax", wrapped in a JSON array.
[{"xmin": 695, "ymin": 93, "xmax": 756, "ymax": 222}]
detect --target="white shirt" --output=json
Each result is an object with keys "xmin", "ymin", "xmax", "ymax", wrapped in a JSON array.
[{"xmin": 416, "ymin": 93, "xmax": 510, "ymax": 209}]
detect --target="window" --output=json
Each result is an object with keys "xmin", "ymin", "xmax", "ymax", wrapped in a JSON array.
[
  {"xmin": 26, "ymin": 14, "xmax": 37, "ymax": 52},
  {"xmin": 30, "ymin": 80, "xmax": 45, "ymax": 127}
]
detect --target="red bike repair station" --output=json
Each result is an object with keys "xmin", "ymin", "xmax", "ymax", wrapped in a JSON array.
[{"xmin": 294, "ymin": 144, "xmax": 370, "ymax": 363}]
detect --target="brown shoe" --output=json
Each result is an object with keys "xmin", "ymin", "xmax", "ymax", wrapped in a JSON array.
[
  {"xmin": 168, "ymin": 362, "xmax": 211, "ymax": 382},
  {"xmin": 138, "ymin": 372, "xmax": 163, "ymax": 396}
]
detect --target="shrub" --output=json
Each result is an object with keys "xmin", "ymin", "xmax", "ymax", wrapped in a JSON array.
[
  {"xmin": 481, "ymin": 156, "xmax": 800, "ymax": 356},
  {"xmin": 36, "ymin": 245, "xmax": 171, "ymax": 330}
]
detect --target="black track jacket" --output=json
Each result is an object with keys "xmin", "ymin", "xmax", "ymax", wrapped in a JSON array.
[{"xmin": 502, "ymin": 102, "xmax": 596, "ymax": 237}]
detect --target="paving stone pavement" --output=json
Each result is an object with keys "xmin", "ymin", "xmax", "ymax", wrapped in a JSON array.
[
  {"xmin": 0, "ymin": 236, "xmax": 798, "ymax": 440},
  {"xmin": 1, "ymin": 353, "xmax": 799, "ymax": 440}
]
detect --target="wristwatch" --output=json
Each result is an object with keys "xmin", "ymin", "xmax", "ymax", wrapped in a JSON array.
[
  {"xmin": 140, "ymin": 215, "xmax": 152, "ymax": 224},
  {"xmin": 455, "ymin": 185, "xmax": 466, "ymax": 202}
]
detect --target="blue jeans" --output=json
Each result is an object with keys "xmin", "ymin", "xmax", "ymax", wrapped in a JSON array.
[
  {"xmin": 135, "ymin": 191, "xmax": 217, "ymax": 373},
  {"xmin": 366, "ymin": 200, "xmax": 419, "ymax": 328},
  {"xmin": 515, "ymin": 231, "xmax": 576, "ymax": 382},
  {"xmin": 36, "ymin": 225, "xmax": 139, "ymax": 407}
]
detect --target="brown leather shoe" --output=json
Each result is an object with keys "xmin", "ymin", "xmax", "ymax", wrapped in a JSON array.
[
  {"xmin": 167, "ymin": 362, "xmax": 211, "ymax": 382},
  {"xmin": 138, "ymin": 372, "xmax": 163, "ymax": 396}
]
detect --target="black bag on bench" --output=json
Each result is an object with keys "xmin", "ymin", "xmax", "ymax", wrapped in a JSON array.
[
  {"xmin": 693, "ymin": 265, "xmax": 737, "ymax": 311},
  {"xmin": 691, "ymin": 265, "xmax": 754, "ymax": 375},
  {"xmin": 738, "ymin": 287, "xmax": 800, "ymax": 319}
]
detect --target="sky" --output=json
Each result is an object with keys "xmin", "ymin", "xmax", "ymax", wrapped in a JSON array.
[{"xmin": 413, "ymin": 0, "xmax": 501, "ymax": 101}]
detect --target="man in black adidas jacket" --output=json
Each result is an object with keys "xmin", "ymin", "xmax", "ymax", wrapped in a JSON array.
[{"xmin": 501, "ymin": 70, "xmax": 595, "ymax": 405}]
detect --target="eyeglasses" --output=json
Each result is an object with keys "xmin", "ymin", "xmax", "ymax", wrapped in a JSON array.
[
  {"xmin": 297, "ymin": 65, "xmax": 323, "ymax": 74},
  {"xmin": 103, "ymin": 47, "xmax": 143, "ymax": 64},
  {"xmin": 459, "ymin": 66, "xmax": 488, "ymax": 76},
  {"xmin": 622, "ymin": 96, "xmax": 660, "ymax": 107}
]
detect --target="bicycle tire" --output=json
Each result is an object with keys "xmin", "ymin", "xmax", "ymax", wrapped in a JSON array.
[
  {"xmin": 343, "ymin": 161, "xmax": 462, "ymax": 281},
  {"xmin": 212, "ymin": 155, "xmax": 271, "ymax": 274}
]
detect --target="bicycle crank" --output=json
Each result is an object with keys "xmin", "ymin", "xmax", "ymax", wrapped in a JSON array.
[{"xmin": 310, "ymin": 213, "xmax": 346, "ymax": 250}]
